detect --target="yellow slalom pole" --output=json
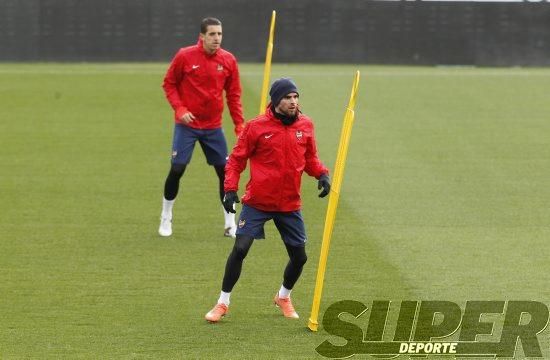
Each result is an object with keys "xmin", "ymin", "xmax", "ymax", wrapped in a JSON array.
[
  {"xmin": 259, "ymin": 10, "xmax": 276, "ymax": 114},
  {"xmin": 308, "ymin": 71, "xmax": 361, "ymax": 332}
]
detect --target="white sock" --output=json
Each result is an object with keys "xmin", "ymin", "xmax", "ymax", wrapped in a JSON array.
[
  {"xmin": 162, "ymin": 198, "xmax": 175, "ymax": 219},
  {"xmin": 222, "ymin": 205, "xmax": 236, "ymax": 228},
  {"xmin": 278, "ymin": 285, "xmax": 292, "ymax": 299},
  {"xmin": 218, "ymin": 291, "xmax": 231, "ymax": 306}
]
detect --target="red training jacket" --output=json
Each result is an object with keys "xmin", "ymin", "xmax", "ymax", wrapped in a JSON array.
[
  {"xmin": 162, "ymin": 38, "xmax": 244, "ymax": 135},
  {"xmin": 225, "ymin": 106, "xmax": 329, "ymax": 212}
]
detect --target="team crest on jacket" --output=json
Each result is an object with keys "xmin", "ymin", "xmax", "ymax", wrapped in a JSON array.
[
  {"xmin": 296, "ymin": 131, "xmax": 303, "ymax": 140},
  {"xmin": 238, "ymin": 219, "xmax": 246, "ymax": 228},
  {"xmin": 217, "ymin": 64, "xmax": 223, "ymax": 71}
]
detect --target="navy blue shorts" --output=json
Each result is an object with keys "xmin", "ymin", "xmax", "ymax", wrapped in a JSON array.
[
  {"xmin": 236, "ymin": 205, "xmax": 307, "ymax": 247},
  {"xmin": 171, "ymin": 124, "xmax": 228, "ymax": 166}
]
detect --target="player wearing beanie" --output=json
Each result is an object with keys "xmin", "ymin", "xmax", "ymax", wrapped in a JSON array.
[{"xmin": 205, "ymin": 78, "xmax": 331, "ymax": 323}]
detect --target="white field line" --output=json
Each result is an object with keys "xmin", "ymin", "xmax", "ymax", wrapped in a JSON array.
[
  {"xmin": 1, "ymin": 68, "xmax": 550, "ymax": 77},
  {"xmin": 252, "ymin": 71, "xmax": 550, "ymax": 77}
]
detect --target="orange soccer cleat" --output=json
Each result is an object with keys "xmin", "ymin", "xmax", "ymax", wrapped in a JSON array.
[
  {"xmin": 273, "ymin": 294, "xmax": 299, "ymax": 319},
  {"xmin": 205, "ymin": 303, "xmax": 228, "ymax": 323}
]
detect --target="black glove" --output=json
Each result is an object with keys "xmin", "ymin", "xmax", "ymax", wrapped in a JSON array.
[
  {"xmin": 318, "ymin": 174, "xmax": 331, "ymax": 198},
  {"xmin": 223, "ymin": 191, "xmax": 240, "ymax": 213}
]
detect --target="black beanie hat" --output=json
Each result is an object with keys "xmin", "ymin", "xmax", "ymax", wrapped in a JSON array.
[{"xmin": 269, "ymin": 78, "xmax": 299, "ymax": 107}]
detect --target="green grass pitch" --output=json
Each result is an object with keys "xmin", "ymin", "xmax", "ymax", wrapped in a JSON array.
[{"xmin": 1, "ymin": 63, "xmax": 550, "ymax": 358}]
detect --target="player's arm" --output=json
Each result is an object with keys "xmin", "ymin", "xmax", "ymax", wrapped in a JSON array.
[
  {"xmin": 224, "ymin": 122, "xmax": 254, "ymax": 193},
  {"xmin": 224, "ymin": 57, "xmax": 245, "ymax": 136},
  {"xmin": 162, "ymin": 51, "xmax": 195, "ymax": 123},
  {"xmin": 304, "ymin": 123, "xmax": 331, "ymax": 198},
  {"xmin": 304, "ymin": 123, "xmax": 329, "ymax": 178},
  {"xmin": 223, "ymin": 122, "xmax": 255, "ymax": 213}
]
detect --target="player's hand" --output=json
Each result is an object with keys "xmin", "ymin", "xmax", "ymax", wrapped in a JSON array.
[
  {"xmin": 223, "ymin": 191, "xmax": 240, "ymax": 213},
  {"xmin": 180, "ymin": 112, "xmax": 195, "ymax": 124},
  {"xmin": 318, "ymin": 174, "xmax": 331, "ymax": 198}
]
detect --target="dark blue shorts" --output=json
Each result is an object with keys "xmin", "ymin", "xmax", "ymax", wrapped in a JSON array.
[
  {"xmin": 236, "ymin": 204, "xmax": 307, "ymax": 247},
  {"xmin": 171, "ymin": 124, "xmax": 228, "ymax": 166}
]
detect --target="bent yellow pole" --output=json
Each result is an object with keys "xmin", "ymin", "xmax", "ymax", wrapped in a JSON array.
[
  {"xmin": 259, "ymin": 10, "xmax": 276, "ymax": 114},
  {"xmin": 308, "ymin": 71, "xmax": 361, "ymax": 332}
]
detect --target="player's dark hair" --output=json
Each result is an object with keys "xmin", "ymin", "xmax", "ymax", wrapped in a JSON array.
[{"xmin": 201, "ymin": 17, "xmax": 222, "ymax": 34}]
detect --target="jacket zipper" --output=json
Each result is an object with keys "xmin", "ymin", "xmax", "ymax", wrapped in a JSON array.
[{"xmin": 279, "ymin": 126, "xmax": 289, "ymax": 209}]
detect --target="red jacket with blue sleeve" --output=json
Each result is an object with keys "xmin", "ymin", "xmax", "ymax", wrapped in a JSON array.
[
  {"xmin": 162, "ymin": 38, "xmax": 244, "ymax": 135},
  {"xmin": 224, "ymin": 106, "xmax": 329, "ymax": 212}
]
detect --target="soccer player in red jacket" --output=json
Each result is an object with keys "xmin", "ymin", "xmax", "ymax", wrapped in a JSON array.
[
  {"xmin": 205, "ymin": 78, "xmax": 331, "ymax": 322},
  {"xmin": 159, "ymin": 17, "xmax": 245, "ymax": 238}
]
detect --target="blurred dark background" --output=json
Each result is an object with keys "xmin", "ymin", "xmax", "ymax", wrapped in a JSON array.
[{"xmin": 1, "ymin": 0, "xmax": 549, "ymax": 66}]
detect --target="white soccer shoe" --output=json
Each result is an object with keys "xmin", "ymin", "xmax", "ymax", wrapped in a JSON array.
[
  {"xmin": 224, "ymin": 224, "xmax": 236, "ymax": 238},
  {"xmin": 158, "ymin": 217, "xmax": 172, "ymax": 237}
]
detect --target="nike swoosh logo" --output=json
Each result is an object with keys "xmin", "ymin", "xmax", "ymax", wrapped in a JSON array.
[
  {"xmin": 192, "ymin": 65, "xmax": 200, "ymax": 69},
  {"xmin": 264, "ymin": 134, "xmax": 273, "ymax": 139}
]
